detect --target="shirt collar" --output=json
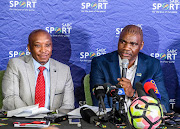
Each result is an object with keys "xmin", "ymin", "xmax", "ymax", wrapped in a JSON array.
[{"xmin": 32, "ymin": 58, "xmax": 50, "ymax": 71}]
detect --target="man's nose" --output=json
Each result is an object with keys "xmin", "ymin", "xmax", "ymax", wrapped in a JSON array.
[
  {"xmin": 123, "ymin": 42, "xmax": 131, "ymax": 49},
  {"xmin": 40, "ymin": 46, "xmax": 46, "ymax": 52}
]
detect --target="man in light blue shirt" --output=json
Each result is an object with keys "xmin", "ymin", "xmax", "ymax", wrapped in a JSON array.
[{"xmin": 2, "ymin": 29, "xmax": 75, "ymax": 111}]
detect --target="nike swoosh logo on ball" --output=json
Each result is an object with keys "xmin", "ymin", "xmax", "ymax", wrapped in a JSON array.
[{"xmin": 135, "ymin": 105, "xmax": 152, "ymax": 112}]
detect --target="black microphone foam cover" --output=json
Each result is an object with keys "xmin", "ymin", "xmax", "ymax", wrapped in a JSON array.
[
  {"xmin": 103, "ymin": 83, "xmax": 112, "ymax": 88},
  {"xmin": 93, "ymin": 84, "xmax": 106, "ymax": 99},
  {"xmin": 135, "ymin": 82, "xmax": 146, "ymax": 97},
  {"xmin": 80, "ymin": 107, "xmax": 98, "ymax": 124}
]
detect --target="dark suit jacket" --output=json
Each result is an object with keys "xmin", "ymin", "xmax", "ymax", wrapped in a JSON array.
[{"xmin": 90, "ymin": 51, "xmax": 170, "ymax": 112}]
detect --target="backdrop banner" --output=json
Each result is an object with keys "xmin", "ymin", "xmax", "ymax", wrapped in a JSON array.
[{"xmin": 0, "ymin": 0, "xmax": 180, "ymax": 109}]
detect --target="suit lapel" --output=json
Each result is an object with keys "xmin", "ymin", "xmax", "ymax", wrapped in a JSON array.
[
  {"xmin": 24, "ymin": 55, "xmax": 36, "ymax": 104},
  {"xmin": 109, "ymin": 52, "xmax": 146, "ymax": 87},
  {"xmin": 49, "ymin": 59, "xmax": 58, "ymax": 108},
  {"xmin": 133, "ymin": 53, "xmax": 146, "ymax": 88}
]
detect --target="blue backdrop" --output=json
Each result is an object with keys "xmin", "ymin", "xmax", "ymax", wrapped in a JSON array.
[{"xmin": 0, "ymin": 0, "xmax": 180, "ymax": 109}]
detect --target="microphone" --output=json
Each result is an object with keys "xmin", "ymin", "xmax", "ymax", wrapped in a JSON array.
[
  {"xmin": 93, "ymin": 84, "xmax": 107, "ymax": 114},
  {"xmin": 80, "ymin": 107, "xmax": 98, "ymax": 124},
  {"xmin": 122, "ymin": 59, "xmax": 129, "ymax": 78},
  {"xmin": 145, "ymin": 79, "xmax": 161, "ymax": 100},
  {"xmin": 80, "ymin": 107, "xmax": 106, "ymax": 128},
  {"xmin": 144, "ymin": 81, "xmax": 159, "ymax": 101},
  {"xmin": 116, "ymin": 84, "xmax": 125, "ymax": 96},
  {"xmin": 103, "ymin": 83, "xmax": 118, "ymax": 97},
  {"xmin": 135, "ymin": 82, "xmax": 146, "ymax": 97},
  {"xmin": 103, "ymin": 83, "xmax": 125, "ymax": 101}
]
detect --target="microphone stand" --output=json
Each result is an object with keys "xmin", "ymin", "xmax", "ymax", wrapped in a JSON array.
[
  {"xmin": 98, "ymin": 98, "xmax": 109, "ymax": 121},
  {"xmin": 118, "ymin": 96, "xmax": 133, "ymax": 129},
  {"xmin": 109, "ymin": 95, "xmax": 122, "ymax": 124},
  {"xmin": 111, "ymin": 96, "xmax": 117, "ymax": 123},
  {"xmin": 98, "ymin": 100, "xmax": 103, "ymax": 116}
]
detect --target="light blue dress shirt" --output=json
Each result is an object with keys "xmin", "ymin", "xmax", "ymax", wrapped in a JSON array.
[{"xmin": 33, "ymin": 58, "xmax": 50, "ymax": 109}]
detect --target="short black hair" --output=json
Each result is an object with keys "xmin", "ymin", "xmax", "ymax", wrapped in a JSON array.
[
  {"xmin": 121, "ymin": 25, "xmax": 143, "ymax": 36},
  {"xmin": 120, "ymin": 25, "xmax": 143, "ymax": 42}
]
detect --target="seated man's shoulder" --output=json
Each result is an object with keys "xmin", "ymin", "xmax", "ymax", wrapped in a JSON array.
[
  {"xmin": 139, "ymin": 52, "xmax": 160, "ymax": 63},
  {"xmin": 9, "ymin": 55, "xmax": 30, "ymax": 64},
  {"xmin": 50, "ymin": 58, "xmax": 70, "ymax": 69}
]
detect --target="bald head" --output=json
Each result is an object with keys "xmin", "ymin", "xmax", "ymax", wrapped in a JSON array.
[
  {"xmin": 27, "ymin": 29, "xmax": 53, "ymax": 65},
  {"xmin": 28, "ymin": 29, "xmax": 51, "ymax": 45},
  {"xmin": 120, "ymin": 25, "xmax": 143, "ymax": 42}
]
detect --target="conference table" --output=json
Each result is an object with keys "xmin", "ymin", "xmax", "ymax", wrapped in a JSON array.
[
  {"xmin": 0, "ymin": 105, "xmax": 179, "ymax": 129},
  {"xmin": 0, "ymin": 117, "xmax": 180, "ymax": 129},
  {"xmin": 0, "ymin": 117, "xmax": 115, "ymax": 129}
]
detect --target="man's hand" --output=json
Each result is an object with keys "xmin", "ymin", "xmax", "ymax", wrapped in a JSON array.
[{"xmin": 117, "ymin": 77, "xmax": 135, "ymax": 97}]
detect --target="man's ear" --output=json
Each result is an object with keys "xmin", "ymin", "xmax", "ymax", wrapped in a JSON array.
[
  {"xmin": 140, "ymin": 41, "xmax": 144, "ymax": 50},
  {"xmin": 27, "ymin": 44, "xmax": 31, "ymax": 52}
]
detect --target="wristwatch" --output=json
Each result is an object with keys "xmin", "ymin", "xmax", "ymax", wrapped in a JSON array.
[{"xmin": 130, "ymin": 90, "xmax": 136, "ymax": 100}]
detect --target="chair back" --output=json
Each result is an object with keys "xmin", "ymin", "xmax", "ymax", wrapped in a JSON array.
[{"xmin": 83, "ymin": 74, "xmax": 93, "ymax": 106}]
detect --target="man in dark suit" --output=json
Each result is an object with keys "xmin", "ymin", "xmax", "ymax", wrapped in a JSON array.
[{"xmin": 90, "ymin": 25, "xmax": 170, "ymax": 112}]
